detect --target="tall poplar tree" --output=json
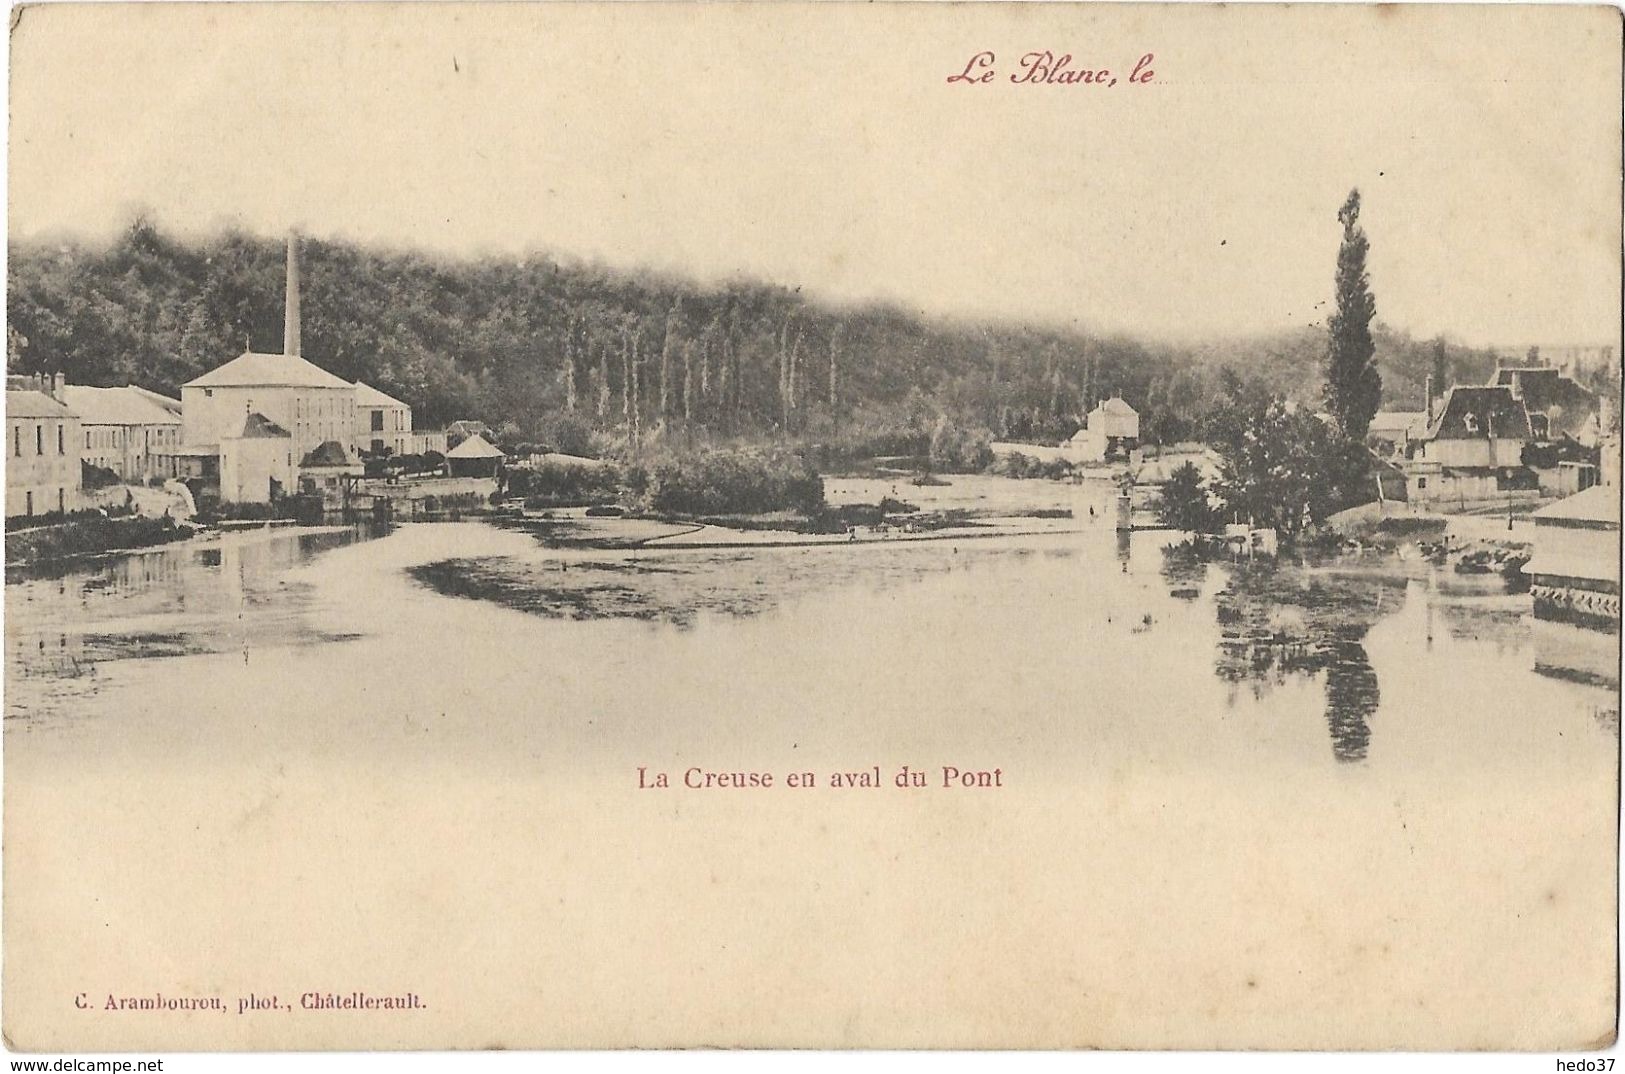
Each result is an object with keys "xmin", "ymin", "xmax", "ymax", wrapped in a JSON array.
[{"xmin": 1324, "ymin": 189, "xmax": 1381, "ymax": 440}]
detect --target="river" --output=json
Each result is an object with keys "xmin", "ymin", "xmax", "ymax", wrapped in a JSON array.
[{"xmin": 4, "ymin": 474, "xmax": 1617, "ymax": 1049}]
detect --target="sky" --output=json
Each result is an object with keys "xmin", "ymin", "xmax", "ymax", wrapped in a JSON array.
[{"xmin": 8, "ymin": 2, "xmax": 1622, "ymax": 348}]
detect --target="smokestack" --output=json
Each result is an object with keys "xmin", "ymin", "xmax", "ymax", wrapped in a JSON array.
[
  {"xmin": 284, "ymin": 231, "xmax": 301, "ymax": 358},
  {"xmin": 1424, "ymin": 374, "xmax": 1433, "ymax": 425}
]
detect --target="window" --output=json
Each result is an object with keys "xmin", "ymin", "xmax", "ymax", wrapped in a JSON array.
[
  {"xmin": 1417, "ymin": 478, "xmax": 1427, "ymax": 490},
  {"xmin": 13, "ymin": 426, "xmax": 19, "ymax": 457},
  {"xmin": 24, "ymin": 491, "xmax": 32, "ymax": 515},
  {"xmin": 86, "ymin": 431, "xmax": 91, "ymax": 450},
  {"xmin": 372, "ymin": 438, "xmax": 385, "ymax": 454},
  {"xmin": 57, "ymin": 488, "xmax": 64, "ymax": 512},
  {"xmin": 57, "ymin": 424, "xmax": 64, "ymax": 455},
  {"xmin": 372, "ymin": 410, "xmax": 385, "ymax": 432},
  {"xmin": 35, "ymin": 425, "xmax": 43, "ymax": 455}
]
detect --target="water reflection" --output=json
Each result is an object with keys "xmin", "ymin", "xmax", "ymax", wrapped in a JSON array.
[
  {"xmin": 5, "ymin": 524, "xmax": 380, "ymax": 718},
  {"xmin": 1210, "ymin": 564, "xmax": 1408, "ymax": 764}
]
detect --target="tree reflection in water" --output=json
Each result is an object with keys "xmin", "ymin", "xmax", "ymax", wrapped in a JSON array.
[{"xmin": 1201, "ymin": 558, "xmax": 1407, "ymax": 763}]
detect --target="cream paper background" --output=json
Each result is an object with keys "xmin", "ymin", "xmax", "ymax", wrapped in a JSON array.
[{"xmin": 4, "ymin": 1, "xmax": 1621, "ymax": 1052}]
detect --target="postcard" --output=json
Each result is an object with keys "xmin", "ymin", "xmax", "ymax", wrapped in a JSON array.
[{"xmin": 4, "ymin": 0, "xmax": 1621, "ymax": 1053}]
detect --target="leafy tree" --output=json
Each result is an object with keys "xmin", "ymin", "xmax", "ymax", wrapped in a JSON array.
[
  {"xmin": 1208, "ymin": 372, "xmax": 1367, "ymax": 537},
  {"xmin": 1157, "ymin": 461, "xmax": 1215, "ymax": 532},
  {"xmin": 1323, "ymin": 189, "xmax": 1381, "ymax": 440}
]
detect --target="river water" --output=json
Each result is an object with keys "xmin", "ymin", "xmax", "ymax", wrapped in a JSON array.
[{"xmin": 4, "ymin": 475, "xmax": 1618, "ymax": 1049}]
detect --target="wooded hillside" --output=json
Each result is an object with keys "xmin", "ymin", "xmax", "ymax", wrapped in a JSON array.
[{"xmin": 7, "ymin": 219, "xmax": 1512, "ymax": 454}]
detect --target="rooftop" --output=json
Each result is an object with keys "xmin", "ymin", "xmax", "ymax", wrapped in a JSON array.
[
  {"xmin": 445, "ymin": 432, "xmax": 505, "ymax": 459},
  {"xmin": 354, "ymin": 381, "xmax": 410, "ymax": 409},
  {"xmin": 1532, "ymin": 484, "xmax": 1621, "ymax": 526},
  {"xmin": 1423, "ymin": 386, "xmax": 1533, "ymax": 441},
  {"xmin": 60, "ymin": 385, "xmax": 182, "ymax": 426},
  {"xmin": 6, "ymin": 389, "xmax": 75, "ymax": 419},
  {"xmin": 184, "ymin": 351, "xmax": 354, "ymax": 391}
]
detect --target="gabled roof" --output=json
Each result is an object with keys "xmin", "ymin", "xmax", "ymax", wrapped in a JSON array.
[
  {"xmin": 301, "ymin": 440, "xmax": 353, "ymax": 467},
  {"xmin": 445, "ymin": 432, "xmax": 505, "ymax": 459},
  {"xmin": 184, "ymin": 351, "xmax": 353, "ymax": 390},
  {"xmin": 1423, "ymin": 386, "xmax": 1533, "ymax": 441},
  {"xmin": 60, "ymin": 385, "xmax": 182, "ymax": 426},
  {"xmin": 236, "ymin": 412, "xmax": 290, "ymax": 439},
  {"xmin": 354, "ymin": 381, "xmax": 409, "ymax": 409},
  {"xmin": 6, "ymin": 389, "xmax": 75, "ymax": 419},
  {"xmin": 447, "ymin": 419, "xmax": 492, "ymax": 437},
  {"xmin": 1092, "ymin": 397, "xmax": 1138, "ymax": 417}
]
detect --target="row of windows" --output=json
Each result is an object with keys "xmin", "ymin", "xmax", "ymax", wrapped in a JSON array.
[{"xmin": 12, "ymin": 423, "xmax": 66, "ymax": 457}]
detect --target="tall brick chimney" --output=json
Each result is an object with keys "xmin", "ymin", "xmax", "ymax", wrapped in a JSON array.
[{"xmin": 284, "ymin": 231, "xmax": 301, "ymax": 358}]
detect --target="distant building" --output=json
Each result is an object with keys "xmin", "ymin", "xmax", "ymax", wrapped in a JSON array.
[
  {"xmin": 354, "ymin": 382, "xmax": 412, "ymax": 457},
  {"xmin": 444, "ymin": 433, "xmax": 505, "ymax": 478},
  {"xmin": 61, "ymin": 384, "xmax": 181, "ymax": 481},
  {"xmin": 183, "ymin": 351, "xmax": 358, "ymax": 465},
  {"xmin": 1063, "ymin": 398, "xmax": 1139, "ymax": 463},
  {"xmin": 1523, "ymin": 484, "xmax": 1621, "ymax": 628},
  {"xmin": 174, "ymin": 233, "xmax": 360, "ymax": 501},
  {"xmin": 446, "ymin": 420, "xmax": 493, "ymax": 449},
  {"xmin": 218, "ymin": 412, "xmax": 295, "ymax": 504},
  {"xmin": 1488, "ymin": 364, "xmax": 1598, "ymax": 442},
  {"xmin": 1492, "ymin": 343, "xmax": 1617, "ymax": 382},
  {"xmin": 411, "ymin": 429, "xmax": 449, "ymax": 457},
  {"xmin": 1365, "ymin": 411, "xmax": 1428, "ymax": 458},
  {"xmin": 299, "ymin": 440, "xmax": 364, "ymax": 504},
  {"xmin": 6, "ymin": 375, "xmax": 81, "ymax": 518}
]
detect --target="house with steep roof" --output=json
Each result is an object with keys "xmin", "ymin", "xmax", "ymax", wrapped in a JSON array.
[
  {"xmin": 61, "ymin": 384, "xmax": 182, "ymax": 481},
  {"xmin": 6, "ymin": 379, "xmax": 81, "ymax": 518},
  {"xmin": 1404, "ymin": 385, "xmax": 1537, "ymax": 507}
]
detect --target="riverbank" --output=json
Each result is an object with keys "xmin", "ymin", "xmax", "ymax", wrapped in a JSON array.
[{"xmin": 4, "ymin": 512, "xmax": 199, "ymax": 571}]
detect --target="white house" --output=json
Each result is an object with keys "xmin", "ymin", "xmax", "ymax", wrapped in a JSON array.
[{"xmin": 1064, "ymin": 397, "xmax": 1140, "ymax": 462}]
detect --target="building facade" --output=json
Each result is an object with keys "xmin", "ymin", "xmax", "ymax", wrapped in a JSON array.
[
  {"xmin": 354, "ymin": 382, "xmax": 413, "ymax": 457},
  {"xmin": 61, "ymin": 384, "xmax": 182, "ymax": 481},
  {"xmin": 6, "ymin": 378, "xmax": 82, "ymax": 518}
]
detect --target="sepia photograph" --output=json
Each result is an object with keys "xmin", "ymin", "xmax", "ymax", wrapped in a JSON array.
[{"xmin": 2, "ymin": 0, "xmax": 1621, "ymax": 1058}]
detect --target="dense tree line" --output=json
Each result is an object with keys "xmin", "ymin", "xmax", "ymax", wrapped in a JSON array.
[{"xmin": 7, "ymin": 218, "xmax": 1512, "ymax": 456}]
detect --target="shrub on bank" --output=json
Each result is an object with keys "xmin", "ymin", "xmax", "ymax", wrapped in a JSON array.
[
  {"xmin": 637, "ymin": 448, "xmax": 824, "ymax": 516},
  {"xmin": 6, "ymin": 512, "xmax": 193, "ymax": 564},
  {"xmin": 506, "ymin": 459, "xmax": 622, "ymax": 504}
]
